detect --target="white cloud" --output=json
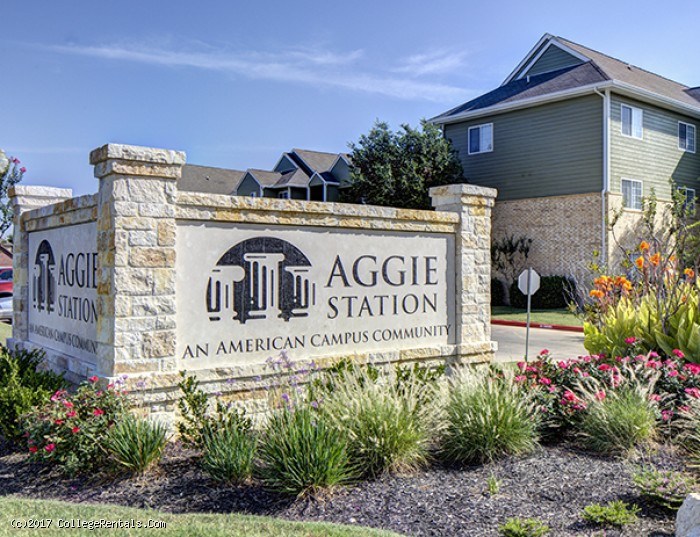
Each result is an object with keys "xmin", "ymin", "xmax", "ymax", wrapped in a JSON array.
[
  {"xmin": 48, "ymin": 42, "xmax": 470, "ymax": 103},
  {"xmin": 394, "ymin": 50, "xmax": 469, "ymax": 77}
]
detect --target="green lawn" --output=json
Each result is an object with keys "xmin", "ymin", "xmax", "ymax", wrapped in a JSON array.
[
  {"xmin": 491, "ymin": 306, "xmax": 583, "ymax": 327},
  {"xmin": 0, "ymin": 321, "xmax": 10, "ymax": 346},
  {"xmin": 0, "ymin": 497, "xmax": 402, "ymax": 537}
]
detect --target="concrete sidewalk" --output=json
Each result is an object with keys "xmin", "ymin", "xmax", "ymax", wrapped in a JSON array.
[{"xmin": 492, "ymin": 324, "xmax": 587, "ymax": 363}]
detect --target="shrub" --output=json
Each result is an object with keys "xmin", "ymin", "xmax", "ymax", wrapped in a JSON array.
[
  {"xmin": 201, "ymin": 422, "xmax": 257, "ymax": 485},
  {"xmin": 257, "ymin": 406, "xmax": 355, "ymax": 496},
  {"xmin": 176, "ymin": 371, "xmax": 252, "ymax": 450},
  {"xmin": 632, "ymin": 466, "xmax": 697, "ymax": 511},
  {"xmin": 510, "ymin": 275, "xmax": 573, "ymax": 310},
  {"xmin": 319, "ymin": 365, "xmax": 440, "ymax": 476},
  {"xmin": 498, "ymin": 517, "xmax": 550, "ymax": 537},
  {"xmin": 104, "ymin": 415, "xmax": 168, "ymax": 475},
  {"xmin": 24, "ymin": 376, "xmax": 129, "ymax": 476},
  {"xmin": 491, "ymin": 278, "xmax": 506, "ymax": 306},
  {"xmin": 443, "ymin": 371, "xmax": 539, "ymax": 464},
  {"xmin": 0, "ymin": 348, "xmax": 66, "ymax": 441},
  {"xmin": 581, "ymin": 500, "xmax": 639, "ymax": 527},
  {"xmin": 578, "ymin": 388, "xmax": 657, "ymax": 454}
]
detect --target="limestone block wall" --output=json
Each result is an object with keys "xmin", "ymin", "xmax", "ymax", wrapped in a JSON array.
[
  {"xmin": 9, "ymin": 144, "xmax": 498, "ymax": 419},
  {"xmin": 491, "ymin": 192, "xmax": 603, "ymax": 278}
]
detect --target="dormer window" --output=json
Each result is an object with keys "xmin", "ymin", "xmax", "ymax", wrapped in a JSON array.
[
  {"xmin": 679, "ymin": 122, "xmax": 696, "ymax": 153},
  {"xmin": 621, "ymin": 104, "xmax": 643, "ymax": 139},
  {"xmin": 468, "ymin": 123, "xmax": 493, "ymax": 155}
]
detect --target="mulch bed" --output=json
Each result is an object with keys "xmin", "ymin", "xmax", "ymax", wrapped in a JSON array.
[{"xmin": 0, "ymin": 440, "xmax": 680, "ymax": 536}]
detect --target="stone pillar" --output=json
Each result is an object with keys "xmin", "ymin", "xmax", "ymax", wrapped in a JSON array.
[
  {"xmin": 8, "ymin": 186, "xmax": 73, "ymax": 348},
  {"xmin": 430, "ymin": 184, "xmax": 498, "ymax": 361},
  {"xmin": 90, "ymin": 144, "xmax": 185, "ymax": 378}
]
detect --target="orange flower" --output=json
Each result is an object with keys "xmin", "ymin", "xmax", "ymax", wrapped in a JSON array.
[
  {"xmin": 650, "ymin": 252, "xmax": 661, "ymax": 266},
  {"xmin": 635, "ymin": 257, "xmax": 645, "ymax": 269},
  {"xmin": 685, "ymin": 268, "xmax": 696, "ymax": 279},
  {"xmin": 589, "ymin": 289, "xmax": 605, "ymax": 299},
  {"xmin": 639, "ymin": 241, "xmax": 650, "ymax": 252}
]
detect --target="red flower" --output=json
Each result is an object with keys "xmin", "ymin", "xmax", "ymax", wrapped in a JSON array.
[
  {"xmin": 28, "ymin": 446, "xmax": 38, "ymax": 453},
  {"xmin": 562, "ymin": 390, "xmax": 577, "ymax": 403},
  {"xmin": 45, "ymin": 443, "xmax": 56, "ymax": 452},
  {"xmin": 54, "ymin": 419, "xmax": 64, "ymax": 426},
  {"xmin": 88, "ymin": 375, "xmax": 99, "ymax": 383},
  {"xmin": 66, "ymin": 410, "xmax": 77, "ymax": 418},
  {"xmin": 673, "ymin": 349, "xmax": 686, "ymax": 359},
  {"xmin": 684, "ymin": 363, "xmax": 700, "ymax": 375},
  {"xmin": 93, "ymin": 408, "xmax": 105, "ymax": 416},
  {"xmin": 19, "ymin": 167, "xmax": 26, "ymax": 173},
  {"xmin": 625, "ymin": 337, "xmax": 636, "ymax": 345},
  {"xmin": 595, "ymin": 390, "xmax": 606, "ymax": 401},
  {"xmin": 63, "ymin": 400, "xmax": 74, "ymax": 409},
  {"xmin": 597, "ymin": 364, "xmax": 612, "ymax": 372},
  {"xmin": 539, "ymin": 377, "xmax": 552, "ymax": 386},
  {"xmin": 71, "ymin": 426, "xmax": 80, "ymax": 434}
]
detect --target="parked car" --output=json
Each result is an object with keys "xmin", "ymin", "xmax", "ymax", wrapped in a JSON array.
[
  {"xmin": 0, "ymin": 267, "xmax": 11, "ymax": 297},
  {"xmin": 0, "ymin": 295, "xmax": 11, "ymax": 322}
]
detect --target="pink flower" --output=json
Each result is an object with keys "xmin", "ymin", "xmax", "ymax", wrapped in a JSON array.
[
  {"xmin": 662, "ymin": 410, "xmax": 674, "ymax": 422},
  {"xmin": 45, "ymin": 443, "xmax": 56, "ymax": 452},
  {"xmin": 88, "ymin": 375, "xmax": 99, "ymax": 383},
  {"xmin": 54, "ymin": 419, "xmax": 64, "ymax": 426},
  {"xmin": 562, "ymin": 390, "xmax": 577, "ymax": 403},
  {"xmin": 625, "ymin": 337, "xmax": 637, "ymax": 345},
  {"xmin": 649, "ymin": 394, "xmax": 661, "ymax": 402},
  {"xmin": 539, "ymin": 377, "xmax": 552, "ymax": 386},
  {"xmin": 50, "ymin": 390, "xmax": 64, "ymax": 402},
  {"xmin": 595, "ymin": 390, "xmax": 606, "ymax": 401},
  {"xmin": 684, "ymin": 363, "xmax": 700, "ymax": 375},
  {"xmin": 539, "ymin": 349, "xmax": 550, "ymax": 356},
  {"xmin": 66, "ymin": 410, "xmax": 76, "ymax": 418},
  {"xmin": 63, "ymin": 400, "xmax": 74, "ymax": 409},
  {"xmin": 71, "ymin": 426, "xmax": 80, "ymax": 434},
  {"xmin": 646, "ymin": 360, "xmax": 661, "ymax": 369},
  {"xmin": 597, "ymin": 363, "xmax": 612, "ymax": 372},
  {"xmin": 516, "ymin": 361, "xmax": 526, "ymax": 371},
  {"xmin": 28, "ymin": 446, "xmax": 38, "ymax": 453},
  {"xmin": 680, "ymin": 405, "xmax": 691, "ymax": 413},
  {"xmin": 673, "ymin": 349, "xmax": 686, "ymax": 359},
  {"xmin": 19, "ymin": 167, "xmax": 26, "ymax": 173},
  {"xmin": 93, "ymin": 408, "xmax": 105, "ymax": 417},
  {"xmin": 514, "ymin": 375, "xmax": 526, "ymax": 383},
  {"xmin": 557, "ymin": 361, "xmax": 568, "ymax": 369},
  {"xmin": 686, "ymin": 388, "xmax": 700, "ymax": 399},
  {"xmin": 668, "ymin": 370, "xmax": 679, "ymax": 378}
]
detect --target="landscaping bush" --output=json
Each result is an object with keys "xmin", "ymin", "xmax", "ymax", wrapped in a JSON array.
[
  {"xmin": 578, "ymin": 388, "xmax": 657, "ymax": 454},
  {"xmin": 632, "ymin": 466, "xmax": 697, "ymax": 511},
  {"xmin": 0, "ymin": 348, "xmax": 66, "ymax": 441},
  {"xmin": 176, "ymin": 371, "xmax": 253, "ymax": 450},
  {"xmin": 581, "ymin": 500, "xmax": 639, "ymax": 527},
  {"xmin": 319, "ymin": 365, "xmax": 440, "ymax": 476},
  {"xmin": 23, "ymin": 376, "xmax": 129, "ymax": 476},
  {"xmin": 442, "ymin": 371, "xmax": 539, "ymax": 464},
  {"xmin": 257, "ymin": 405, "xmax": 355, "ymax": 496},
  {"xmin": 104, "ymin": 415, "xmax": 168, "ymax": 475},
  {"xmin": 509, "ymin": 275, "xmax": 573, "ymax": 310},
  {"xmin": 201, "ymin": 421, "xmax": 257, "ymax": 484},
  {"xmin": 491, "ymin": 278, "xmax": 506, "ymax": 306},
  {"xmin": 498, "ymin": 517, "xmax": 550, "ymax": 537}
]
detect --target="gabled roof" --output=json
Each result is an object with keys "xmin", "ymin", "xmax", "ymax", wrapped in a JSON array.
[
  {"xmin": 271, "ymin": 168, "xmax": 310, "ymax": 188},
  {"xmin": 292, "ymin": 149, "xmax": 349, "ymax": 174},
  {"xmin": 432, "ymin": 34, "xmax": 700, "ymax": 124},
  {"xmin": 180, "ymin": 164, "xmax": 245, "ymax": 195},
  {"xmin": 246, "ymin": 169, "xmax": 283, "ymax": 187}
]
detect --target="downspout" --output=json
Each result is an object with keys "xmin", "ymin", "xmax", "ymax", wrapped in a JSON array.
[{"xmin": 594, "ymin": 87, "xmax": 611, "ymax": 266}]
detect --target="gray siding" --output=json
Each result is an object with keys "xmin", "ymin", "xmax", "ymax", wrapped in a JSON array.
[
  {"xmin": 610, "ymin": 95, "xmax": 700, "ymax": 200},
  {"xmin": 526, "ymin": 45, "xmax": 583, "ymax": 77},
  {"xmin": 445, "ymin": 95, "xmax": 603, "ymax": 200},
  {"xmin": 330, "ymin": 158, "xmax": 352, "ymax": 187},
  {"xmin": 274, "ymin": 155, "xmax": 297, "ymax": 173},
  {"xmin": 236, "ymin": 174, "xmax": 261, "ymax": 197}
]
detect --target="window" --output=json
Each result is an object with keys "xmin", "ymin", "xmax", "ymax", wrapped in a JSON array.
[
  {"xmin": 621, "ymin": 104, "xmax": 643, "ymax": 139},
  {"xmin": 278, "ymin": 191, "xmax": 290, "ymax": 199},
  {"xmin": 679, "ymin": 122, "xmax": 696, "ymax": 153},
  {"xmin": 468, "ymin": 123, "xmax": 493, "ymax": 154},
  {"xmin": 621, "ymin": 179, "xmax": 643, "ymax": 210},
  {"xmin": 679, "ymin": 186, "xmax": 697, "ymax": 214}
]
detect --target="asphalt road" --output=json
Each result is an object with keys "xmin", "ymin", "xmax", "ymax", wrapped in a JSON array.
[{"xmin": 492, "ymin": 324, "xmax": 587, "ymax": 363}]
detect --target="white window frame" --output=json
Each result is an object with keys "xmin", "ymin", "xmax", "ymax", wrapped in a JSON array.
[
  {"xmin": 679, "ymin": 121, "xmax": 697, "ymax": 153},
  {"xmin": 679, "ymin": 186, "xmax": 697, "ymax": 214},
  {"xmin": 621, "ymin": 178, "xmax": 643, "ymax": 211},
  {"xmin": 467, "ymin": 123, "xmax": 494, "ymax": 155},
  {"xmin": 620, "ymin": 104, "xmax": 643, "ymax": 139}
]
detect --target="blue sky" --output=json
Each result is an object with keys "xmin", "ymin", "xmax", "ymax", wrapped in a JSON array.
[{"xmin": 3, "ymin": 0, "xmax": 699, "ymax": 195}]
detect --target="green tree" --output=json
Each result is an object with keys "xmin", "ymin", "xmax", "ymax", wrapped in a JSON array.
[
  {"xmin": 0, "ymin": 149, "xmax": 25, "ymax": 238},
  {"xmin": 342, "ymin": 120, "xmax": 464, "ymax": 210}
]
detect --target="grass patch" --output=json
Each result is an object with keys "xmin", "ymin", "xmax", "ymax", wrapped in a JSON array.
[
  {"xmin": 491, "ymin": 307, "xmax": 582, "ymax": 327},
  {"xmin": 0, "ymin": 321, "xmax": 11, "ymax": 345},
  {"xmin": 0, "ymin": 496, "xmax": 401, "ymax": 536}
]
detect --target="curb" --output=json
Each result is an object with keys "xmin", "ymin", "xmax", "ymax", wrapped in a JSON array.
[{"xmin": 491, "ymin": 319, "xmax": 584, "ymax": 333}]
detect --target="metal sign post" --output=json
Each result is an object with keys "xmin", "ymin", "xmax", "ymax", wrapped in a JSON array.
[{"xmin": 518, "ymin": 268, "xmax": 541, "ymax": 362}]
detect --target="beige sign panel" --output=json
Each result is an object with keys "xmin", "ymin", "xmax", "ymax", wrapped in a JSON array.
[
  {"xmin": 27, "ymin": 222, "xmax": 98, "ymax": 361},
  {"xmin": 177, "ymin": 222, "xmax": 455, "ymax": 367}
]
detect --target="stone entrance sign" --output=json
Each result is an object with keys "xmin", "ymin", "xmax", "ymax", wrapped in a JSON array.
[
  {"xmin": 177, "ymin": 223, "xmax": 455, "ymax": 366},
  {"xmin": 9, "ymin": 144, "xmax": 497, "ymax": 419},
  {"xmin": 27, "ymin": 222, "xmax": 98, "ymax": 361}
]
